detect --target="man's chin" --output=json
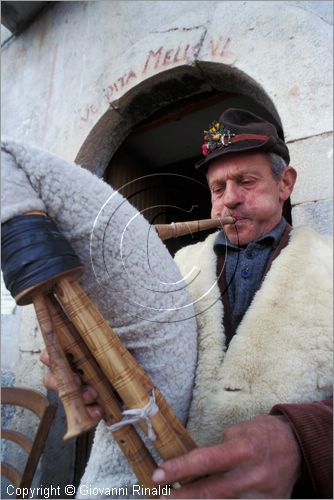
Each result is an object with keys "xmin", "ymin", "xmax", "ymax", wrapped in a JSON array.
[{"xmin": 225, "ymin": 221, "xmax": 253, "ymax": 246}]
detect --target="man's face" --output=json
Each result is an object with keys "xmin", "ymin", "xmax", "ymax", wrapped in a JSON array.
[{"xmin": 207, "ymin": 152, "xmax": 295, "ymax": 245}]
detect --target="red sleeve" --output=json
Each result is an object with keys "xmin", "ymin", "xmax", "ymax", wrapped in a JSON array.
[{"xmin": 271, "ymin": 399, "xmax": 333, "ymax": 499}]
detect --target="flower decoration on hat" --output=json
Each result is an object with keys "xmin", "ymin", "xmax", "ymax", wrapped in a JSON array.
[{"xmin": 202, "ymin": 121, "xmax": 236, "ymax": 156}]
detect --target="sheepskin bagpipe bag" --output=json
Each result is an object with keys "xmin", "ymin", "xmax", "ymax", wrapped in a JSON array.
[{"xmin": 1, "ymin": 138, "xmax": 198, "ymax": 497}]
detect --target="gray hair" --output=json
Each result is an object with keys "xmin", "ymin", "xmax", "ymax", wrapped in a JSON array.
[{"xmin": 268, "ymin": 152, "xmax": 288, "ymax": 180}]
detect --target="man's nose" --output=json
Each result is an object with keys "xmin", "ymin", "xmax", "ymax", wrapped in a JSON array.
[{"xmin": 223, "ymin": 181, "xmax": 242, "ymax": 208}]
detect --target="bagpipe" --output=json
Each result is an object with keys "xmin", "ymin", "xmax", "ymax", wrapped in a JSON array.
[{"xmin": 2, "ymin": 204, "xmax": 233, "ymax": 493}]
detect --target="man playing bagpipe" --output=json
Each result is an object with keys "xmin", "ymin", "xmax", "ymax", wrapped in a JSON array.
[{"xmin": 2, "ymin": 108, "xmax": 332, "ymax": 498}]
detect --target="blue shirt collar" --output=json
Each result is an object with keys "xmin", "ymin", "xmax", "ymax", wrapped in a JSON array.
[{"xmin": 214, "ymin": 217, "xmax": 287, "ymax": 251}]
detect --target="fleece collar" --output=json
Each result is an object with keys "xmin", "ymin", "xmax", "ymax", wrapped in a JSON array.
[{"xmin": 175, "ymin": 227, "xmax": 333, "ymax": 446}]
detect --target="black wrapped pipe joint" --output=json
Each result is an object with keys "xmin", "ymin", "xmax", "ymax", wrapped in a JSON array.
[{"xmin": 1, "ymin": 214, "xmax": 84, "ymax": 305}]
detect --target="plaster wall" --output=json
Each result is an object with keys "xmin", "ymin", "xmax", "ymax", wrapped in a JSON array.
[
  {"xmin": 2, "ymin": 1, "xmax": 332, "ymax": 155},
  {"xmin": 1, "ymin": 0, "xmax": 332, "ymax": 488},
  {"xmin": 2, "ymin": 1, "xmax": 332, "ymax": 218}
]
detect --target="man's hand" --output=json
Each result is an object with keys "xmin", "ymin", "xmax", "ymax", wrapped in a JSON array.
[
  {"xmin": 152, "ymin": 415, "xmax": 302, "ymax": 499},
  {"xmin": 40, "ymin": 349, "xmax": 104, "ymax": 422}
]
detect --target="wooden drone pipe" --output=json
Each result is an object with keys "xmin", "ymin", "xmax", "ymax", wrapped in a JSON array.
[
  {"xmin": 28, "ymin": 214, "xmax": 227, "ymax": 453},
  {"xmin": 33, "ymin": 293, "xmax": 96, "ymax": 440},
  {"xmin": 46, "ymin": 295, "xmax": 157, "ymax": 489},
  {"xmin": 54, "ymin": 278, "xmax": 197, "ymax": 461},
  {"xmin": 18, "ymin": 211, "xmax": 93, "ymax": 440},
  {"xmin": 12, "ymin": 212, "xmax": 213, "ymax": 487}
]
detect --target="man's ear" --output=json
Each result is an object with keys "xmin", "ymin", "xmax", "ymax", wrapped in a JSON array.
[{"xmin": 279, "ymin": 166, "xmax": 297, "ymax": 202}]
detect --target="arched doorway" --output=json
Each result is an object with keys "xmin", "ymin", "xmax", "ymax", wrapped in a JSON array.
[{"xmin": 76, "ymin": 63, "xmax": 290, "ymax": 255}]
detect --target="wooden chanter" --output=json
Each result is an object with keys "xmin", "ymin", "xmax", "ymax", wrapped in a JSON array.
[{"xmin": 12, "ymin": 213, "xmax": 234, "ymax": 492}]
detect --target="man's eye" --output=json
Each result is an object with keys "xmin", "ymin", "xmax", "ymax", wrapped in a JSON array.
[{"xmin": 212, "ymin": 187, "xmax": 224, "ymax": 194}]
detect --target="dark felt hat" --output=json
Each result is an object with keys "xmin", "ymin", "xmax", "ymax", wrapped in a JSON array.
[{"xmin": 196, "ymin": 108, "xmax": 290, "ymax": 171}]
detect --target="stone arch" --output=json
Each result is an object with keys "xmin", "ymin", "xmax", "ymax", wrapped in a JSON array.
[{"xmin": 75, "ymin": 62, "xmax": 284, "ymax": 177}]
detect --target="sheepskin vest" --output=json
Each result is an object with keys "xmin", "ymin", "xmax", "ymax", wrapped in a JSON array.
[{"xmin": 174, "ymin": 227, "xmax": 333, "ymax": 447}]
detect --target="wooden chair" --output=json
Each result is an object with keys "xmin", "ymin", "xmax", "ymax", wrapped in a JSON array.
[{"xmin": 1, "ymin": 387, "xmax": 57, "ymax": 495}]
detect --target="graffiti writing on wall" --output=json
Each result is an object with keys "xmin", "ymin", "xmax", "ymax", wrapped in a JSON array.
[
  {"xmin": 210, "ymin": 36, "xmax": 231, "ymax": 57},
  {"xmin": 102, "ymin": 42, "xmax": 201, "ymax": 102},
  {"xmin": 80, "ymin": 36, "xmax": 231, "ymax": 122}
]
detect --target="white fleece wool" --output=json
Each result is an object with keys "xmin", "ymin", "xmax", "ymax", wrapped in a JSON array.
[
  {"xmin": 1, "ymin": 138, "xmax": 198, "ymax": 496},
  {"xmin": 175, "ymin": 227, "xmax": 333, "ymax": 446}
]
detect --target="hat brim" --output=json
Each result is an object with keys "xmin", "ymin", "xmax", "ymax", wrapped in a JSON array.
[{"xmin": 196, "ymin": 136, "xmax": 289, "ymax": 171}]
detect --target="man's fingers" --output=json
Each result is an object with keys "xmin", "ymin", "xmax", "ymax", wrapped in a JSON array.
[
  {"xmin": 40, "ymin": 348, "xmax": 78, "ymax": 371},
  {"xmin": 41, "ymin": 354, "xmax": 104, "ymax": 422},
  {"xmin": 40, "ymin": 349, "xmax": 50, "ymax": 366},
  {"xmin": 43, "ymin": 371, "xmax": 58, "ymax": 391},
  {"xmin": 43, "ymin": 372, "xmax": 103, "ymax": 421},
  {"xmin": 43, "ymin": 369, "xmax": 82, "ymax": 391},
  {"xmin": 86, "ymin": 404, "xmax": 104, "ymax": 422},
  {"xmin": 152, "ymin": 441, "xmax": 246, "ymax": 485},
  {"xmin": 154, "ymin": 416, "xmax": 303, "ymax": 499},
  {"xmin": 82, "ymin": 386, "xmax": 99, "ymax": 404},
  {"xmin": 165, "ymin": 474, "xmax": 228, "ymax": 499},
  {"xmin": 159, "ymin": 471, "xmax": 256, "ymax": 500},
  {"xmin": 159, "ymin": 466, "xmax": 270, "ymax": 499}
]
